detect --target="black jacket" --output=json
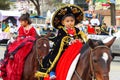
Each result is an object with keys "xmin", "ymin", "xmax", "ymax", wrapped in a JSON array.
[{"xmin": 41, "ymin": 27, "xmax": 84, "ymax": 72}]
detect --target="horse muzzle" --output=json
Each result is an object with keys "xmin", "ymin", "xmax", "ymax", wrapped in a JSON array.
[
  {"xmin": 102, "ymin": 73, "xmax": 109, "ymax": 80},
  {"xmin": 95, "ymin": 73, "xmax": 109, "ymax": 80}
]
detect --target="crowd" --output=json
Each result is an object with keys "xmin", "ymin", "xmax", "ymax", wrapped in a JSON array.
[
  {"xmin": 76, "ymin": 13, "xmax": 116, "ymax": 36},
  {"xmin": 0, "ymin": 12, "xmax": 116, "ymax": 38},
  {"xmin": 1, "ymin": 20, "xmax": 17, "ymax": 33},
  {"xmin": 0, "ymin": 20, "xmax": 18, "ymax": 39}
]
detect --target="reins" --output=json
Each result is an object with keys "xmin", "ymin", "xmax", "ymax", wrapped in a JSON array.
[
  {"xmin": 35, "ymin": 38, "xmax": 50, "ymax": 78},
  {"xmin": 35, "ymin": 38, "xmax": 49, "ymax": 66},
  {"xmin": 89, "ymin": 45, "xmax": 110, "ymax": 80},
  {"xmin": 75, "ymin": 70, "xmax": 82, "ymax": 80}
]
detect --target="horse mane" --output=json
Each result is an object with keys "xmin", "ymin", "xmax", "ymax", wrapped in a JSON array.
[
  {"xmin": 80, "ymin": 42, "xmax": 89, "ymax": 54},
  {"xmin": 91, "ymin": 39, "xmax": 104, "ymax": 45},
  {"xmin": 80, "ymin": 39, "xmax": 104, "ymax": 54}
]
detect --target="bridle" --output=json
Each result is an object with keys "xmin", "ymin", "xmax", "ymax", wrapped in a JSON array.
[
  {"xmin": 35, "ymin": 38, "xmax": 49, "ymax": 67},
  {"xmin": 90, "ymin": 45, "xmax": 110, "ymax": 80},
  {"xmin": 75, "ymin": 45, "xmax": 110, "ymax": 80},
  {"xmin": 34, "ymin": 37, "xmax": 50, "ymax": 78}
]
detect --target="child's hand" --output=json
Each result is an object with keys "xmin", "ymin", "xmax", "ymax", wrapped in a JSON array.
[
  {"xmin": 69, "ymin": 39, "xmax": 81, "ymax": 45},
  {"xmin": 70, "ymin": 39, "xmax": 77, "ymax": 44}
]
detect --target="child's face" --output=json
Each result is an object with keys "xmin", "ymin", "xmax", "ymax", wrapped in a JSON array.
[
  {"xmin": 62, "ymin": 16, "xmax": 75, "ymax": 29},
  {"xmin": 20, "ymin": 20, "xmax": 28, "ymax": 27}
]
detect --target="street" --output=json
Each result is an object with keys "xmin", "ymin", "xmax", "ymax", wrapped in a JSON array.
[
  {"xmin": 0, "ymin": 45, "xmax": 120, "ymax": 80},
  {"xmin": 110, "ymin": 57, "xmax": 120, "ymax": 80}
]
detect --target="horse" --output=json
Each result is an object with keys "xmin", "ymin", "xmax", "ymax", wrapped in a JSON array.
[
  {"xmin": 22, "ymin": 34, "xmax": 115, "ymax": 80},
  {"xmin": 71, "ymin": 37, "xmax": 116, "ymax": 80},
  {"xmin": 22, "ymin": 34, "xmax": 50, "ymax": 80}
]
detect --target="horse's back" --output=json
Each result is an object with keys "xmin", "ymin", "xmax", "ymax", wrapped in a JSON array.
[
  {"xmin": 23, "ymin": 36, "xmax": 50, "ymax": 80},
  {"xmin": 23, "ymin": 45, "xmax": 37, "ymax": 80}
]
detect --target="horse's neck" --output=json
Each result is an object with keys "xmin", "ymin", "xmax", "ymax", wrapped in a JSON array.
[
  {"xmin": 78, "ymin": 48, "xmax": 92, "ymax": 79},
  {"xmin": 31, "ymin": 44, "xmax": 37, "ymax": 58}
]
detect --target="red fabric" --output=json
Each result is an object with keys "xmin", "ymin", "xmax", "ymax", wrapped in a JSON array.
[
  {"xmin": 44, "ymin": 75, "xmax": 50, "ymax": 80},
  {"xmin": 102, "ymin": 3, "xmax": 110, "ymax": 6},
  {"xmin": 1, "ymin": 26, "xmax": 36, "ymax": 80},
  {"xmin": 7, "ymin": 26, "xmax": 36, "ymax": 57},
  {"xmin": 87, "ymin": 25, "xmax": 96, "ymax": 34},
  {"xmin": 66, "ymin": 28, "xmax": 75, "ymax": 35},
  {"xmin": 43, "ymin": 40, "xmax": 83, "ymax": 80},
  {"xmin": 18, "ymin": 26, "xmax": 36, "ymax": 37},
  {"xmin": 3, "ymin": 37, "xmax": 36, "ymax": 80},
  {"xmin": 56, "ymin": 40, "xmax": 83, "ymax": 80}
]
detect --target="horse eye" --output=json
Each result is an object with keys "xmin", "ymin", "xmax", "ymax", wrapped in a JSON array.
[
  {"xmin": 37, "ymin": 46, "xmax": 41, "ymax": 48},
  {"xmin": 93, "ymin": 59, "xmax": 97, "ymax": 63}
]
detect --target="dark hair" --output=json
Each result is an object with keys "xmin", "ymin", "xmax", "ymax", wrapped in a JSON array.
[
  {"xmin": 102, "ymin": 23, "xmax": 106, "ymax": 26},
  {"xmin": 62, "ymin": 14, "xmax": 75, "ymax": 21},
  {"xmin": 19, "ymin": 13, "xmax": 32, "ymax": 24}
]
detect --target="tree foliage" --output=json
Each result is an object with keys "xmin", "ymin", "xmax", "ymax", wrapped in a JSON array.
[
  {"xmin": 29, "ymin": 0, "xmax": 63, "ymax": 15},
  {"xmin": 47, "ymin": 0, "xmax": 65, "ymax": 9},
  {"xmin": 29, "ymin": 0, "xmax": 41, "ymax": 16},
  {"xmin": 0, "ymin": 0, "xmax": 10, "ymax": 10}
]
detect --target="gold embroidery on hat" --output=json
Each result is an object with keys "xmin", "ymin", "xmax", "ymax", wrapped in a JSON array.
[
  {"xmin": 54, "ymin": 18, "xmax": 60, "ymax": 25},
  {"xmin": 72, "ymin": 8, "xmax": 78, "ymax": 14},
  {"xmin": 58, "ymin": 8, "xmax": 67, "ymax": 15},
  {"xmin": 77, "ymin": 15, "xmax": 83, "ymax": 21}
]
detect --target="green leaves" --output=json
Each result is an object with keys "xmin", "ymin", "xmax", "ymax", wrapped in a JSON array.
[
  {"xmin": 0, "ymin": 0, "xmax": 10, "ymax": 10},
  {"xmin": 96, "ymin": 0, "xmax": 107, "ymax": 3}
]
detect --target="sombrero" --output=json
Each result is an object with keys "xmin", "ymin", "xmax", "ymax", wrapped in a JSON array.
[{"xmin": 52, "ymin": 4, "xmax": 84, "ymax": 29}]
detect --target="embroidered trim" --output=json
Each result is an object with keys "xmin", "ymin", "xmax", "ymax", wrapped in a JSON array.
[
  {"xmin": 78, "ymin": 31, "xmax": 88, "ymax": 43},
  {"xmin": 46, "ymin": 36, "xmax": 70, "ymax": 73}
]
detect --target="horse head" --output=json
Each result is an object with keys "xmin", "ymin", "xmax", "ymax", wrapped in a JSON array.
[
  {"xmin": 35, "ymin": 32, "xmax": 51, "ymax": 59},
  {"xmin": 88, "ymin": 37, "xmax": 116, "ymax": 80},
  {"xmin": 23, "ymin": 33, "xmax": 51, "ymax": 80}
]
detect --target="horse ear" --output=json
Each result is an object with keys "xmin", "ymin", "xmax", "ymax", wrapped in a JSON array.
[
  {"xmin": 45, "ymin": 32, "xmax": 52, "ymax": 38},
  {"xmin": 104, "ymin": 37, "xmax": 116, "ymax": 48},
  {"xmin": 88, "ymin": 39, "xmax": 96, "ymax": 49},
  {"xmin": 36, "ymin": 34, "xmax": 41, "ymax": 39}
]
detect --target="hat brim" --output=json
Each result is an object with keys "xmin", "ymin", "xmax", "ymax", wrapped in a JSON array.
[{"xmin": 52, "ymin": 4, "xmax": 84, "ymax": 29}]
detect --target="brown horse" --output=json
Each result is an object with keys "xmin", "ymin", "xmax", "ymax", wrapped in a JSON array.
[
  {"xmin": 22, "ymin": 34, "xmax": 50, "ymax": 80},
  {"xmin": 22, "ymin": 35, "xmax": 115, "ymax": 80},
  {"xmin": 71, "ymin": 37, "xmax": 116, "ymax": 80}
]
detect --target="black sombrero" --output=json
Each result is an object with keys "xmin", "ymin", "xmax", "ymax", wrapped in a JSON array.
[{"xmin": 52, "ymin": 4, "xmax": 84, "ymax": 29}]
